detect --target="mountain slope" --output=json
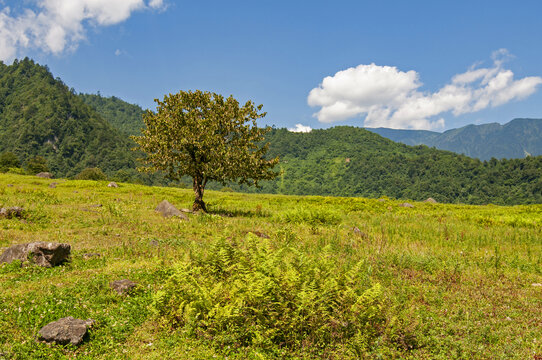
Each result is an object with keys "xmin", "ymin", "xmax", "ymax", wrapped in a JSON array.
[
  {"xmin": 0, "ymin": 58, "xmax": 137, "ymax": 177},
  {"xmin": 227, "ymin": 127, "xmax": 542, "ymax": 205},
  {"xmin": 79, "ymin": 93, "xmax": 145, "ymax": 136},
  {"xmin": 368, "ymin": 118, "xmax": 542, "ymax": 160}
]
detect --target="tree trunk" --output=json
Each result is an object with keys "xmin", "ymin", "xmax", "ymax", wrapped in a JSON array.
[{"xmin": 192, "ymin": 175, "xmax": 207, "ymax": 212}]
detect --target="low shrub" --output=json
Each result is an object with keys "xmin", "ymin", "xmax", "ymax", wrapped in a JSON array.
[
  {"xmin": 75, "ymin": 167, "xmax": 107, "ymax": 181},
  {"xmin": 152, "ymin": 236, "xmax": 386, "ymax": 356}
]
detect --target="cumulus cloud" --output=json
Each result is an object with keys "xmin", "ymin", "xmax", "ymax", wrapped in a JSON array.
[
  {"xmin": 288, "ymin": 124, "xmax": 312, "ymax": 133},
  {"xmin": 0, "ymin": 0, "xmax": 165, "ymax": 61},
  {"xmin": 308, "ymin": 50, "xmax": 542, "ymax": 130}
]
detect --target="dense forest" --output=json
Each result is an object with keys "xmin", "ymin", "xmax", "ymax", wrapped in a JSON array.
[
  {"xmin": 0, "ymin": 58, "xmax": 138, "ymax": 178},
  {"xmin": 0, "ymin": 59, "xmax": 541, "ymax": 205},
  {"xmin": 224, "ymin": 127, "xmax": 542, "ymax": 205},
  {"xmin": 79, "ymin": 93, "xmax": 145, "ymax": 137}
]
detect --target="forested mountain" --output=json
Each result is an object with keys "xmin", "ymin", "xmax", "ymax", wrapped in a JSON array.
[
  {"xmin": 79, "ymin": 93, "xmax": 145, "ymax": 136},
  {"xmin": 221, "ymin": 127, "xmax": 542, "ymax": 205},
  {"xmin": 368, "ymin": 118, "xmax": 542, "ymax": 160},
  {"xmin": 0, "ymin": 59, "xmax": 540, "ymax": 205},
  {"xmin": 0, "ymin": 58, "xmax": 139, "ymax": 178}
]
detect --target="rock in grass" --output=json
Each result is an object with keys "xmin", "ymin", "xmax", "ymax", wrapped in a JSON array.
[
  {"xmin": 110, "ymin": 279, "xmax": 138, "ymax": 295},
  {"xmin": 82, "ymin": 253, "xmax": 101, "ymax": 260},
  {"xmin": 107, "ymin": 182, "xmax": 119, "ymax": 188},
  {"xmin": 155, "ymin": 200, "xmax": 188, "ymax": 220},
  {"xmin": 250, "ymin": 231, "xmax": 270, "ymax": 239},
  {"xmin": 0, "ymin": 242, "xmax": 70, "ymax": 267},
  {"xmin": 423, "ymin": 197, "xmax": 437, "ymax": 203},
  {"xmin": 49, "ymin": 182, "xmax": 58, "ymax": 188},
  {"xmin": 37, "ymin": 317, "xmax": 95, "ymax": 346},
  {"xmin": 399, "ymin": 203, "xmax": 414, "ymax": 208},
  {"xmin": 36, "ymin": 172, "xmax": 53, "ymax": 179},
  {"xmin": 0, "ymin": 207, "xmax": 24, "ymax": 219}
]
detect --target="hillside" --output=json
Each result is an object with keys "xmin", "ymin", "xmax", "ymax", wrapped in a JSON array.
[
  {"xmin": 368, "ymin": 118, "xmax": 542, "ymax": 160},
  {"xmin": 0, "ymin": 59, "xmax": 137, "ymax": 178},
  {"xmin": 225, "ymin": 127, "xmax": 542, "ymax": 205},
  {"xmin": 0, "ymin": 173, "xmax": 540, "ymax": 358},
  {"xmin": 79, "ymin": 93, "xmax": 145, "ymax": 137},
  {"xmin": 0, "ymin": 59, "xmax": 540, "ymax": 205}
]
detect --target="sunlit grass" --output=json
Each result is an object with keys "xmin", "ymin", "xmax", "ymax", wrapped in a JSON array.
[{"xmin": 0, "ymin": 173, "xmax": 540, "ymax": 359}]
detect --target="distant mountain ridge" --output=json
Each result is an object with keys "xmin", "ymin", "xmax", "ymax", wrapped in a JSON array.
[{"xmin": 367, "ymin": 118, "xmax": 542, "ymax": 160}]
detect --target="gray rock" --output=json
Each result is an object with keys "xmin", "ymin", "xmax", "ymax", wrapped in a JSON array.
[
  {"xmin": 36, "ymin": 172, "xmax": 53, "ymax": 179},
  {"xmin": 353, "ymin": 227, "xmax": 368, "ymax": 239},
  {"xmin": 0, "ymin": 207, "xmax": 24, "ymax": 219},
  {"xmin": 398, "ymin": 203, "xmax": 414, "ymax": 208},
  {"xmin": 250, "ymin": 231, "xmax": 270, "ymax": 239},
  {"xmin": 107, "ymin": 182, "xmax": 119, "ymax": 188},
  {"xmin": 0, "ymin": 242, "xmax": 70, "ymax": 267},
  {"xmin": 82, "ymin": 253, "xmax": 101, "ymax": 260},
  {"xmin": 49, "ymin": 182, "xmax": 58, "ymax": 188},
  {"xmin": 423, "ymin": 197, "xmax": 437, "ymax": 203},
  {"xmin": 37, "ymin": 317, "xmax": 94, "ymax": 346},
  {"xmin": 110, "ymin": 279, "xmax": 138, "ymax": 295},
  {"xmin": 155, "ymin": 200, "xmax": 188, "ymax": 220}
]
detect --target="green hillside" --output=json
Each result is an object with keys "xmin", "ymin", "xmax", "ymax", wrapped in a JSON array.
[
  {"xmin": 0, "ymin": 58, "xmax": 137, "ymax": 178},
  {"xmin": 229, "ymin": 127, "xmax": 542, "ymax": 205},
  {"xmin": 79, "ymin": 93, "xmax": 145, "ymax": 137},
  {"xmin": 368, "ymin": 118, "xmax": 542, "ymax": 160},
  {"xmin": 0, "ymin": 59, "xmax": 540, "ymax": 205}
]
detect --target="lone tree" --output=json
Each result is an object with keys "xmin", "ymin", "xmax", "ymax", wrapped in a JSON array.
[{"xmin": 133, "ymin": 90, "xmax": 279, "ymax": 212}]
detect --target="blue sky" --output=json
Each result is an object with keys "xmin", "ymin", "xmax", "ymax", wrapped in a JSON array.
[{"xmin": 1, "ymin": 0, "xmax": 542, "ymax": 131}]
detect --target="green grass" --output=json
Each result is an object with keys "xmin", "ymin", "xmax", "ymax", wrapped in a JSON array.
[{"xmin": 0, "ymin": 173, "xmax": 541, "ymax": 359}]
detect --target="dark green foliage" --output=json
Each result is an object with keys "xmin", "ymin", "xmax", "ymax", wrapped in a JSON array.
[
  {"xmin": 0, "ymin": 58, "xmax": 138, "ymax": 178},
  {"xmin": 225, "ymin": 127, "xmax": 542, "ymax": 205},
  {"xmin": 79, "ymin": 93, "xmax": 145, "ymax": 136},
  {"xmin": 25, "ymin": 155, "xmax": 48, "ymax": 174},
  {"xmin": 368, "ymin": 118, "xmax": 542, "ymax": 160},
  {"xmin": 0, "ymin": 151, "xmax": 20, "ymax": 172},
  {"xmin": 74, "ymin": 167, "xmax": 107, "ymax": 181},
  {"xmin": 153, "ymin": 236, "xmax": 387, "ymax": 356}
]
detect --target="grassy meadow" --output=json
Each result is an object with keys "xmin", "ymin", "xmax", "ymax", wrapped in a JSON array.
[{"xmin": 0, "ymin": 173, "xmax": 541, "ymax": 359}]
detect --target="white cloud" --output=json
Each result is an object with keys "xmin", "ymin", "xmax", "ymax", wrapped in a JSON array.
[
  {"xmin": 308, "ymin": 50, "xmax": 542, "ymax": 130},
  {"xmin": 0, "ymin": 0, "xmax": 165, "ymax": 61},
  {"xmin": 288, "ymin": 124, "xmax": 312, "ymax": 133},
  {"xmin": 114, "ymin": 49, "xmax": 121, "ymax": 56}
]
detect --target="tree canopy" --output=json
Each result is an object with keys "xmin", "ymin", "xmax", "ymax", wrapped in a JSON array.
[{"xmin": 133, "ymin": 90, "xmax": 279, "ymax": 211}]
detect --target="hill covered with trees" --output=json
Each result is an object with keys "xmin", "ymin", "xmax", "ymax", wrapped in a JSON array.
[
  {"xmin": 227, "ymin": 127, "xmax": 542, "ymax": 205},
  {"xmin": 0, "ymin": 58, "xmax": 138, "ymax": 178},
  {"xmin": 0, "ymin": 59, "xmax": 540, "ymax": 205},
  {"xmin": 79, "ymin": 93, "xmax": 145, "ymax": 137},
  {"xmin": 368, "ymin": 118, "xmax": 542, "ymax": 160}
]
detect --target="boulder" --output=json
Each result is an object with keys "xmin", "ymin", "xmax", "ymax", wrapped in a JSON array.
[
  {"xmin": 0, "ymin": 207, "xmax": 24, "ymax": 219},
  {"xmin": 49, "ymin": 182, "xmax": 58, "ymax": 188},
  {"xmin": 155, "ymin": 200, "xmax": 188, "ymax": 220},
  {"xmin": 36, "ymin": 172, "xmax": 53, "ymax": 179},
  {"xmin": 37, "ymin": 317, "xmax": 95, "ymax": 346},
  {"xmin": 0, "ymin": 242, "xmax": 70, "ymax": 267},
  {"xmin": 423, "ymin": 197, "xmax": 437, "ymax": 203},
  {"xmin": 398, "ymin": 203, "xmax": 414, "ymax": 208},
  {"xmin": 110, "ymin": 279, "xmax": 138, "ymax": 295},
  {"xmin": 107, "ymin": 182, "xmax": 119, "ymax": 188}
]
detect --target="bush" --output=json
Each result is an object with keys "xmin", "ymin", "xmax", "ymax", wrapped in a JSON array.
[
  {"xmin": 0, "ymin": 152, "xmax": 20, "ymax": 172},
  {"xmin": 75, "ymin": 167, "xmax": 107, "ymax": 181},
  {"xmin": 152, "ymin": 236, "xmax": 386, "ymax": 356},
  {"xmin": 25, "ymin": 155, "xmax": 49, "ymax": 174}
]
